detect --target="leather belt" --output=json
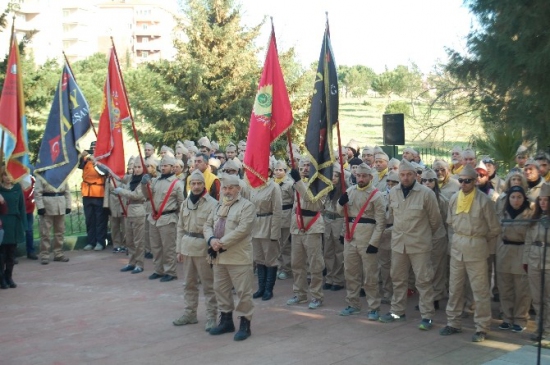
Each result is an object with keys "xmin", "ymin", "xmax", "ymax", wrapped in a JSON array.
[
  {"xmin": 300, "ymin": 209, "xmax": 318, "ymax": 217},
  {"xmin": 185, "ymin": 231, "xmax": 204, "ymax": 239},
  {"xmin": 386, "ymin": 224, "xmax": 393, "ymax": 228},
  {"xmin": 42, "ymin": 192, "xmax": 65, "ymax": 197},
  {"xmin": 160, "ymin": 209, "xmax": 177, "ymax": 216},
  {"xmin": 502, "ymin": 239, "xmax": 524, "ymax": 246},
  {"xmin": 347, "ymin": 217, "xmax": 376, "ymax": 224},
  {"xmin": 256, "ymin": 212, "xmax": 273, "ymax": 217},
  {"xmin": 324, "ymin": 211, "xmax": 342, "ymax": 220},
  {"xmin": 282, "ymin": 204, "xmax": 293, "ymax": 210},
  {"xmin": 533, "ymin": 241, "xmax": 546, "ymax": 247}
]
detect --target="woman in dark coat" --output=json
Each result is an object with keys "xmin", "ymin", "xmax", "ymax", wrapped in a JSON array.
[{"xmin": 0, "ymin": 171, "xmax": 27, "ymax": 289}]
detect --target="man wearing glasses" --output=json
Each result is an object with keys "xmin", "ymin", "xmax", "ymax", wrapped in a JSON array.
[
  {"xmin": 433, "ymin": 160, "xmax": 460, "ymax": 201},
  {"xmin": 440, "ymin": 164, "xmax": 500, "ymax": 342}
]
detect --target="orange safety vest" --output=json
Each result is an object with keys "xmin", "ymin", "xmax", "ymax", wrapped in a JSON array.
[{"xmin": 81, "ymin": 161, "xmax": 105, "ymax": 198}]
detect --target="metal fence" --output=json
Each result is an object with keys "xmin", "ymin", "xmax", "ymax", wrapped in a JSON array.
[{"xmin": 417, "ymin": 147, "xmax": 449, "ymax": 167}]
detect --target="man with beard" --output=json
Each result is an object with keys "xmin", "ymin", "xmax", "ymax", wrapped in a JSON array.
[
  {"xmin": 204, "ymin": 174, "xmax": 256, "ymax": 341},
  {"xmin": 173, "ymin": 170, "xmax": 218, "ymax": 331},
  {"xmin": 450, "ymin": 146, "xmax": 464, "ymax": 175},
  {"xmin": 433, "ymin": 160, "xmax": 460, "ymax": 201},
  {"xmin": 362, "ymin": 146, "xmax": 375, "ymax": 167},
  {"xmin": 142, "ymin": 155, "xmax": 185, "ymax": 282}
]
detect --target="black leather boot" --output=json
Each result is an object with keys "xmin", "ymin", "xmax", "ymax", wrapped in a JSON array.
[
  {"xmin": 0, "ymin": 273, "xmax": 7, "ymax": 289},
  {"xmin": 234, "ymin": 317, "xmax": 251, "ymax": 341},
  {"xmin": 262, "ymin": 266, "xmax": 277, "ymax": 301},
  {"xmin": 209, "ymin": 311, "xmax": 235, "ymax": 335},
  {"xmin": 5, "ymin": 268, "xmax": 16, "ymax": 288},
  {"xmin": 252, "ymin": 264, "xmax": 266, "ymax": 299}
]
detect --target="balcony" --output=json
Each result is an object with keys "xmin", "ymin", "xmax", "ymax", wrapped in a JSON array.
[
  {"xmin": 134, "ymin": 40, "xmax": 161, "ymax": 51},
  {"xmin": 133, "ymin": 26, "xmax": 161, "ymax": 37},
  {"xmin": 18, "ymin": 0, "xmax": 41, "ymax": 14}
]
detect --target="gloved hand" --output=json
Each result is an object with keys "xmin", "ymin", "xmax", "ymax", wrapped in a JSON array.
[
  {"xmin": 338, "ymin": 192, "xmax": 349, "ymax": 206},
  {"xmin": 37, "ymin": 208, "xmax": 46, "ymax": 216},
  {"xmin": 289, "ymin": 169, "xmax": 301, "ymax": 182},
  {"xmin": 104, "ymin": 207, "xmax": 111, "ymax": 216},
  {"xmin": 113, "ymin": 187, "xmax": 123, "ymax": 195},
  {"xmin": 65, "ymin": 208, "xmax": 71, "ymax": 215},
  {"xmin": 366, "ymin": 245, "xmax": 378, "ymax": 254},
  {"xmin": 523, "ymin": 264, "xmax": 528, "ymax": 273},
  {"xmin": 339, "ymin": 236, "xmax": 344, "ymax": 245},
  {"xmin": 141, "ymin": 174, "xmax": 151, "ymax": 185}
]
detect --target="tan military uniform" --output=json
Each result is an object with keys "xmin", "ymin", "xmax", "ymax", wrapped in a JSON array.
[
  {"xmin": 432, "ymin": 194, "xmax": 449, "ymax": 301},
  {"xmin": 290, "ymin": 180, "xmax": 326, "ymax": 302},
  {"xmin": 375, "ymin": 171, "xmax": 388, "ymax": 192},
  {"xmin": 440, "ymin": 178, "xmax": 460, "ymax": 201},
  {"xmin": 323, "ymin": 194, "xmax": 344, "ymax": 287},
  {"xmin": 378, "ymin": 189, "xmax": 393, "ymax": 301},
  {"xmin": 144, "ymin": 175, "xmax": 185, "ymax": 277},
  {"xmin": 446, "ymin": 190, "xmax": 501, "ymax": 332},
  {"xmin": 35, "ymin": 179, "xmax": 71, "ymax": 260},
  {"xmin": 117, "ymin": 181, "xmax": 146, "ymax": 269},
  {"xmin": 277, "ymin": 176, "xmax": 294, "ymax": 275},
  {"xmin": 104, "ymin": 177, "xmax": 126, "ymax": 248},
  {"xmin": 337, "ymin": 183, "xmax": 386, "ymax": 311},
  {"xmin": 498, "ymin": 207, "xmax": 532, "ymax": 328},
  {"xmin": 388, "ymin": 182, "xmax": 441, "ymax": 318},
  {"xmin": 203, "ymin": 195, "xmax": 256, "ymax": 320},
  {"xmin": 491, "ymin": 175, "xmax": 505, "ymax": 195},
  {"xmin": 527, "ymin": 179, "xmax": 544, "ymax": 203},
  {"xmin": 524, "ymin": 221, "xmax": 550, "ymax": 334},
  {"xmin": 250, "ymin": 180, "xmax": 283, "ymax": 266},
  {"xmin": 177, "ymin": 192, "xmax": 218, "ymax": 321}
]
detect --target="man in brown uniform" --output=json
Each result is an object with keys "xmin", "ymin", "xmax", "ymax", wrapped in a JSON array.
[
  {"xmin": 142, "ymin": 155, "xmax": 185, "ymax": 282},
  {"xmin": 274, "ymin": 160, "xmax": 294, "ymax": 280},
  {"xmin": 379, "ymin": 159, "xmax": 441, "ymax": 331},
  {"xmin": 35, "ymin": 178, "xmax": 71, "ymax": 265},
  {"xmin": 440, "ymin": 164, "xmax": 501, "ymax": 342},
  {"xmin": 174, "ymin": 170, "xmax": 218, "ymax": 331},
  {"xmin": 433, "ymin": 159, "xmax": 460, "ymax": 201},
  {"xmin": 337, "ymin": 164, "xmax": 386, "ymax": 319},
  {"xmin": 204, "ymin": 174, "xmax": 256, "ymax": 341}
]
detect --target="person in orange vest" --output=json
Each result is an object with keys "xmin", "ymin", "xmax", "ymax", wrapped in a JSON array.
[{"xmin": 78, "ymin": 141, "xmax": 108, "ymax": 251}]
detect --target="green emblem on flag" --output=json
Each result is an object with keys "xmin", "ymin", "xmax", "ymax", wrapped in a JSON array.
[{"xmin": 253, "ymin": 85, "xmax": 273, "ymax": 121}]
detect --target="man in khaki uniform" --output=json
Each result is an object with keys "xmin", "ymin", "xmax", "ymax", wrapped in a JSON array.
[
  {"xmin": 204, "ymin": 174, "xmax": 256, "ymax": 341},
  {"xmin": 274, "ymin": 160, "xmax": 294, "ymax": 280},
  {"xmin": 337, "ymin": 164, "xmax": 386, "ymax": 319},
  {"xmin": 524, "ymin": 159, "xmax": 544, "ymax": 203},
  {"xmin": 440, "ymin": 164, "xmax": 501, "ymax": 342},
  {"xmin": 250, "ymin": 166, "xmax": 283, "ymax": 301},
  {"xmin": 104, "ymin": 176, "xmax": 126, "ymax": 252},
  {"xmin": 379, "ymin": 159, "xmax": 441, "ymax": 331},
  {"xmin": 374, "ymin": 152, "xmax": 390, "ymax": 191},
  {"xmin": 142, "ymin": 155, "xmax": 185, "ymax": 282},
  {"xmin": 220, "ymin": 158, "xmax": 250, "ymax": 200},
  {"xmin": 286, "ymin": 158, "xmax": 327, "ymax": 309},
  {"xmin": 173, "ymin": 170, "xmax": 218, "ymax": 331},
  {"xmin": 35, "ymin": 178, "xmax": 71, "ymax": 264},
  {"xmin": 433, "ymin": 159, "xmax": 460, "ymax": 201}
]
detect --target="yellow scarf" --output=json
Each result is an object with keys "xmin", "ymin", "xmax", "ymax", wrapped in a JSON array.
[
  {"xmin": 187, "ymin": 169, "xmax": 218, "ymax": 192},
  {"xmin": 377, "ymin": 168, "xmax": 388, "ymax": 182},
  {"xmin": 438, "ymin": 175, "xmax": 449, "ymax": 189},
  {"xmin": 303, "ymin": 177, "xmax": 309, "ymax": 183},
  {"xmin": 456, "ymin": 189, "xmax": 476, "ymax": 214},
  {"xmin": 357, "ymin": 181, "xmax": 372, "ymax": 191},
  {"xmin": 274, "ymin": 177, "xmax": 285, "ymax": 184},
  {"xmin": 451, "ymin": 164, "xmax": 464, "ymax": 175},
  {"xmin": 343, "ymin": 162, "xmax": 349, "ymax": 169},
  {"xmin": 545, "ymin": 171, "xmax": 550, "ymax": 183}
]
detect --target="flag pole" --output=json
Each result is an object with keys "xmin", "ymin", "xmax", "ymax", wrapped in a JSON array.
[
  {"xmin": 326, "ymin": 13, "xmax": 350, "ymax": 239},
  {"xmin": 110, "ymin": 37, "xmax": 156, "ymax": 214}
]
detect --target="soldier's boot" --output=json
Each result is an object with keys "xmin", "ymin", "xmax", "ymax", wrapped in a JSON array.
[
  {"xmin": 234, "ymin": 317, "xmax": 251, "ymax": 341},
  {"xmin": 5, "ymin": 266, "xmax": 16, "ymax": 288},
  {"xmin": 252, "ymin": 264, "xmax": 266, "ymax": 299},
  {"xmin": 262, "ymin": 266, "xmax": 278, "ymax": 301},
  {"xmin": 0, "ymin": 270, "xmax": 7, "ymax": 289},
  {"xmin": 209, "ymin": 312, "xmax": 235, "ymax": 335}
]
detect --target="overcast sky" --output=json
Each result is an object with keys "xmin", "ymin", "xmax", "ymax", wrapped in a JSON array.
[{"xmin": 238, "ymin": 0, "xmax": 475, "ymax": 73}]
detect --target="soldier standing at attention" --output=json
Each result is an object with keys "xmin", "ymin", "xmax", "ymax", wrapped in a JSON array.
[{"xmin": 274, "ymin": 160, "xmax": 294, "ymax": 280}]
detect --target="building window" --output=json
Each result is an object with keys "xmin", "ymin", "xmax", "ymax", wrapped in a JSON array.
[
  {"xmin": 141, "ymin": 51, "xmax": 148, "ymax": 59},
  {"xmin": 142, "ymin": 24, "xmax": 148, "ymax": 30},
  {"xmin": 142, "ymin": 37, "xmax": 148, "ymax": 43},
  {"xmin": 63, "ymin": 9, "xmax": 71, "ymax": 17}
]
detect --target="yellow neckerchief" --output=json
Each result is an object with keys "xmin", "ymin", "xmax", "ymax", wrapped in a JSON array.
[
  {"xmin": 343, "ymin": 162, "xmax": 349, "ymax": 169},
  {"xmin": 451, "ymin": 164, "xmax": 464, "ymax": 175},
  {"xmin": 187, "ymin": 169, "xmax": 218, "ymax": 192},
  {"xmin": 456, "ymin": 188, "xmax": 476, "ymax": 214},
  {"xmin": 545, "ymin": 171, "xmax": 550, "ymax": 183},
  {"xmin": 303, "ymin": 177, "xmax": 309, "ymax": 183},
  {"xmin": 357, "ymin": 181, "xmax": 372, "ymax": 191},
  {"xmin": 274, "ymin": 176, "xmax": 285, "ymax": 184},
  {"xmin": 377, "ymin": 168, "xmax": 388, "ymax": 182},
  {"xmin": 438, "ymin": 174, "xmax": 450, "ymax": 189}
]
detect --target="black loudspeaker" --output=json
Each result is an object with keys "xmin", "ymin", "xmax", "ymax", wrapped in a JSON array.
[{"xmin": 383, "ymin": 113, "xmax": 405, "ymax": 145}]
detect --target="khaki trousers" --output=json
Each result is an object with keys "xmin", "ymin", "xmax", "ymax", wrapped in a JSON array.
[
  {"xmin": 324, "ymin": 217, "xmax": 344, "ymax": 286},
  {"xmin": 277, "ymin": 227, "xmax": 291, "ymax": 274},
  {"xmin": 213, "ymin": 264, "xmax": 254, "ymax": 320},
  {"xmin": 183, "ymin": 256, "xmax": 217, "ymax": 320},
  {"xmin": 125, "ymin": 216, "xmax": 145, "ymax": 269},
  {"xmin": 110, "ymin": 216, "xmax": 125, "ymax": 248},
  {"xmin": 252, "ymin": 238, "xmax": 280, "ymax": 267},
  {"xmin": 344, "ymin": 243, "xmax": 380, "ymax": 310},
  {"xmin": 149, "ymin": 222, "xmax": 177, "ymax": 277},
  {"xmin": 499, "ymin": 271, "xmax": 531, "ymax": 327},
  {"xmin": 378, "ymin": 247, "xmax": 392, "ymax": 300},
  {"xmin": 144, "ymin": 217, "xmax": 151, "ymax": 252},
  {"xmin": 446, "ymin": 257, "xmax": 491, "ymax": 332},
  {"xmin": 39, "ymin": 215, "xmax": 65, "ymax": 259},
  {"xmin": 390, "ymin": 250, "xmax": 435, "ymax": 318},
  {"xmin": 528, "ymin": 267, "xmax": 550, "ymax": 332},
  {"xmin": 291, "ymin": 233, "xmax": 325, "ymax": 301},
  {"xmin": 432, "ymin": 236, "xmax": 448, "ymax": 301}
]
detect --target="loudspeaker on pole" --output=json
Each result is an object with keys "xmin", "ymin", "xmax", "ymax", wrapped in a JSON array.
[{"xmin": 383, "ymin": 113, "xmax": 405, "ymax": 146}]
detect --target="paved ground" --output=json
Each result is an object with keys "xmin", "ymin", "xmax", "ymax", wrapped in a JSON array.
[{"xmin": 2, "ymin": 250, "xmax": 549, "ymax": 365}]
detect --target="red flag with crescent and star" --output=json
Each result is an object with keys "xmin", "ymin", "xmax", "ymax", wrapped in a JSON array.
[
  {"xmin": 243, "ymin": 25, "xmax": 293, "ymax": 188},
  {"xmin": 94, "ymin": 47, "xmax": 130, "ymax": 179}
]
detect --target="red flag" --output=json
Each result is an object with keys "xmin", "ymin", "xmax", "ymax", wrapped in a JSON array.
[
  {"xmin": 244, "ymin": 27, "xmax": 293, "ymax": 188},
  {"xmin": 94, "ymin": 47, "xmax": 130, "ymax": 179},
  {"xmin": 0, "ymin": 32, "xmax": 30, "ymax": 182}
]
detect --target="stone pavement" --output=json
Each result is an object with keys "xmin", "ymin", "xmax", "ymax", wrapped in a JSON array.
[{"xmin": 1, "ymin": 250, "xmax": 549, "ymax": 365}]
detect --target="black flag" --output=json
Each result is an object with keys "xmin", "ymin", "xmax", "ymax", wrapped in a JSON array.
[{"xmin": 304, "ymin": 20, "xmax": 338, "ymax": 201}]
